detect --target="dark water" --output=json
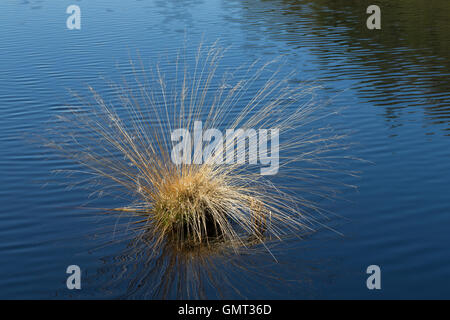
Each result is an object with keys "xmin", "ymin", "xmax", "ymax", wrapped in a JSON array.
[{"xmin": 1, "ymin": 0, "xmax": 450, "ymax": 299}]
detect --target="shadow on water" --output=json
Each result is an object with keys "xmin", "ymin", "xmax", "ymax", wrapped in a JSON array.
[
  {"xmin": 75, "ymin": 219, "xmax": 326, "ymax": 299},
  {"xmin": 228, "ymin": 0, "xmax": 450, "ymax": 133}
]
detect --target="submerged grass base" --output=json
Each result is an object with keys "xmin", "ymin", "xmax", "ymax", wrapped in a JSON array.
[
  {"xmin": 153, "ymin": 170, "xmax": 229, "ymax": 244},
  {"xmin": 126, "ymin": 165, "xmax": 272, "ymax": 250}
]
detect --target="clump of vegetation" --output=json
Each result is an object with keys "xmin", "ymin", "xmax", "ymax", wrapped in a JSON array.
[{"xmin": 48, "ymin": 42, "xmax": 354, "ymax": 256}]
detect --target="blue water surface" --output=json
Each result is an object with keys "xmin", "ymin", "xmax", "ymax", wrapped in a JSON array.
[{"xmin": 0, "ymin": 0, "xmax": 449, "ymax": 299}]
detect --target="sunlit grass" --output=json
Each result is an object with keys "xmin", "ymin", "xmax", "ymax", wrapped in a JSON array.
[{"xmin": 47, "ymin": 42, "xmax": 356, "ymax": 259}]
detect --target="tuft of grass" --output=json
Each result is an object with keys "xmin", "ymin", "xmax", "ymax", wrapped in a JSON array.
[{"xmin": 47, "ymin": 42, "xmax": 357, "ymax": 256}]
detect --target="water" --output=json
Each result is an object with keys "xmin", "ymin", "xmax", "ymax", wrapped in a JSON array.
[{"xmin": 1, "ymin": 0, "xmax": 449, "ymax": 299}]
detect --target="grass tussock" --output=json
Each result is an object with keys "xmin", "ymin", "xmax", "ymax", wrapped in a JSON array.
[{"xmin": 47, "ymin": 42, "xmax": 356, "ymax": 256}]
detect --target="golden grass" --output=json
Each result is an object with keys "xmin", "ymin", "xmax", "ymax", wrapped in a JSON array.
[{"xmin": 47, "ymin": 42, "xmax": 356, "ymax": 257}]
